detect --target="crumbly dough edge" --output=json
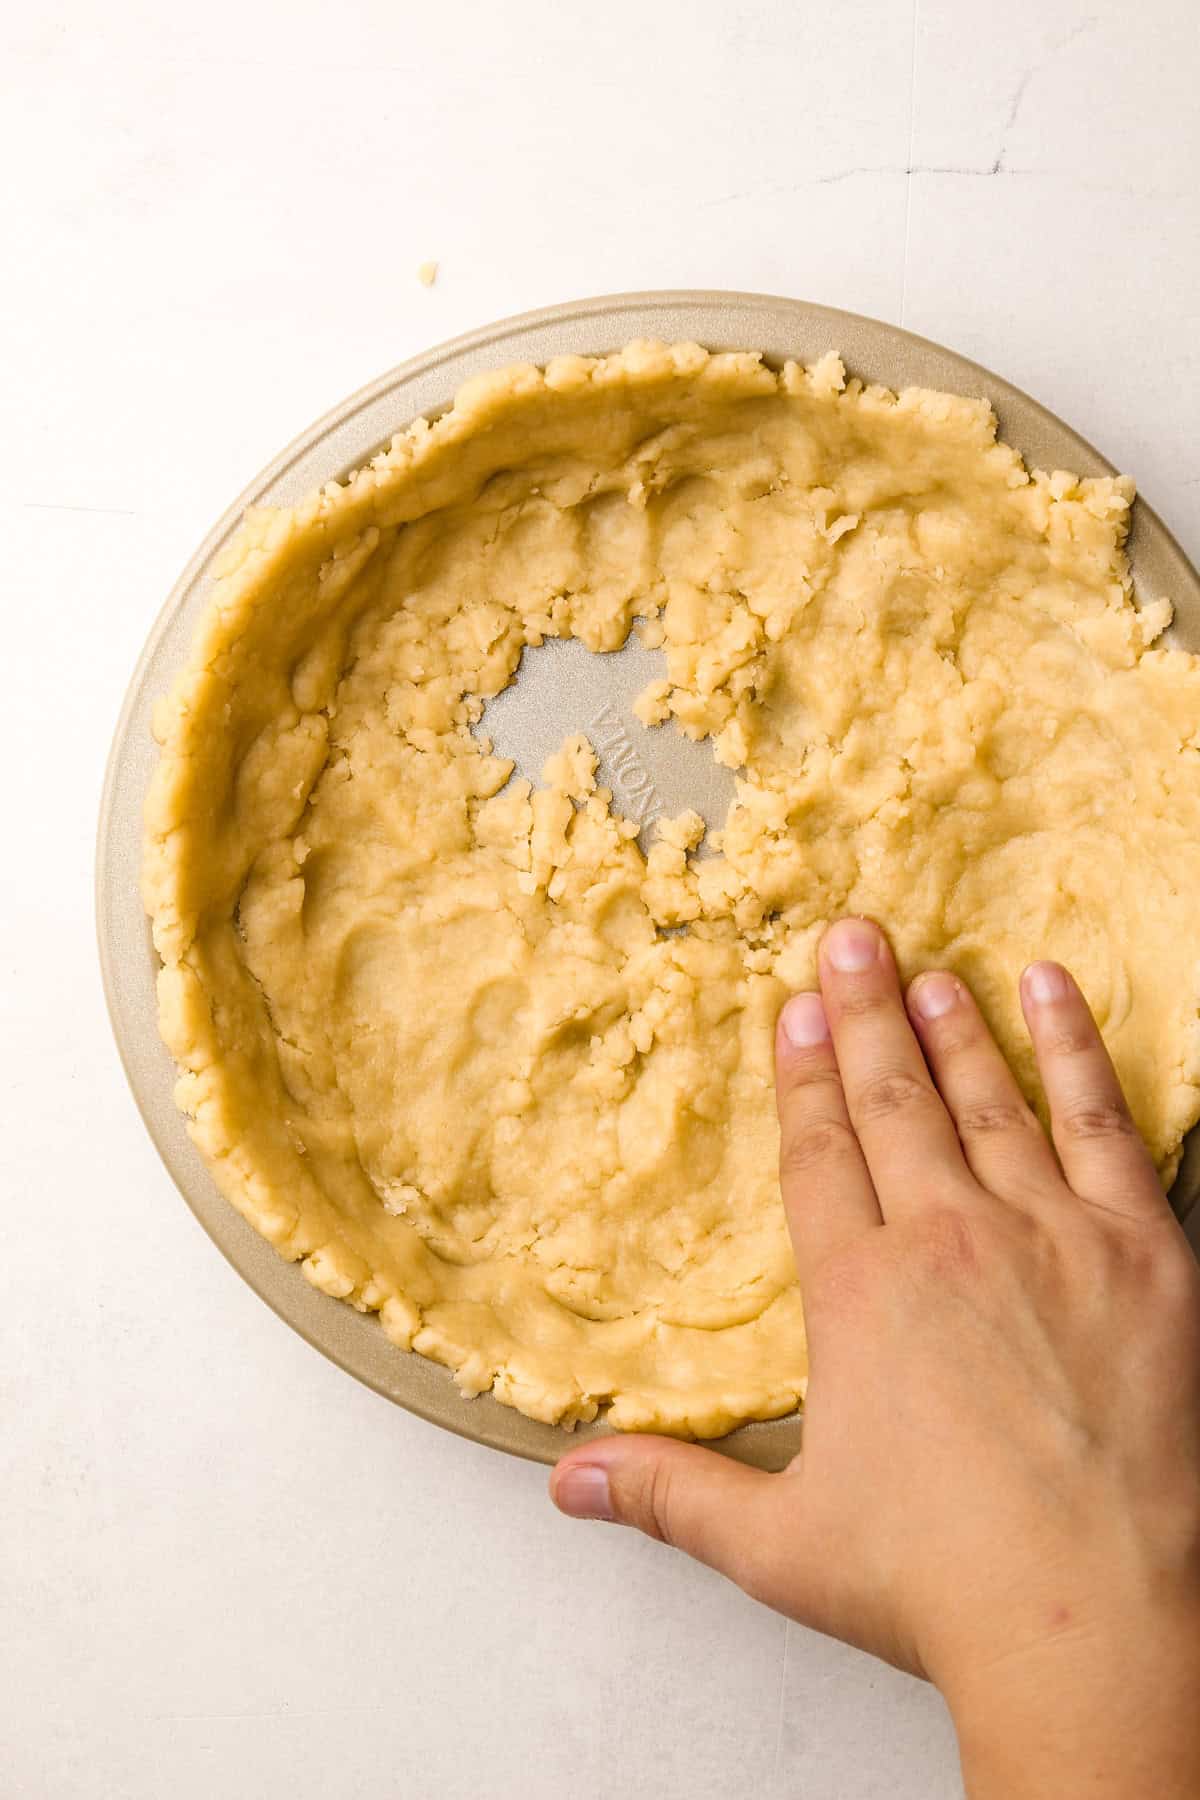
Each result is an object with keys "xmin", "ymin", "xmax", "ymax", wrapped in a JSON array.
[{"xmin": 143, "ymin": 340, "xmax": 838, "ymax": 1437}]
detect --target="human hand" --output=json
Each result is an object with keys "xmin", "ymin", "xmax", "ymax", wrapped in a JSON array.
[{"xmin": 550, "ymin": 918, "xmax": 1200, "ymax": 1798}]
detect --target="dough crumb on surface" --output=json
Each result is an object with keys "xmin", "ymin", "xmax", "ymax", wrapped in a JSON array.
[
  {"xmin": 417, "ymin": 260, "xmax": 438, "ymax": 287},
  {"xmin": 143, "ymin": 340, "xmax": 1200, "ymax": 1438}
]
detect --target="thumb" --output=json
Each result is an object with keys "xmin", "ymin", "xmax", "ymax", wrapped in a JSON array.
[{"xmin": 550, "ymin": 1436, "xmax": 782, "ymax": 1596}]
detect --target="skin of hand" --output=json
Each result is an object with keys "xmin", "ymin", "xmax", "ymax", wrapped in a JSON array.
[{"xmin": 550, "ymin": 918, "xmax": 1200, "ymax": 1798}]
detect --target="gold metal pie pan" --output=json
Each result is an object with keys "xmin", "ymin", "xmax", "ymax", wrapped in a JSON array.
[{"xmin": 97, "ymin": 292, "xmax": 1200, "ymax": 1471}]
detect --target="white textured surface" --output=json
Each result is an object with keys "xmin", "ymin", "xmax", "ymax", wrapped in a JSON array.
[{"xmin": 3, "ymin": 3, "xmax": 1199, "ymax": 1796}]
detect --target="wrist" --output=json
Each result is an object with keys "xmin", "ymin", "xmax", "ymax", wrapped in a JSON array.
[{"xmin": 944, "ymin": 1607, "xmax": 1200, "ymax": 1800}]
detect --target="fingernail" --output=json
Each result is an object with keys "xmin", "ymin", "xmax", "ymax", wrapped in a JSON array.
[
  {"xmin": 553, "ymin": 1464, "xmax": 614, "ymax": 1521},
  {"xmin": 780, "ymin": 992, "xmax": 830, "ymax": 1049},
  {"xmin": 1023, "ymin": 962, "xmax": 1070, "ymax": 1005},
  {"xmin": 909, "ymin": 972, "xmax": 960, "ymax": 1022},
  {"xmin": 823, "ymin": 918, "xmax": 880, "ymax": 973}
]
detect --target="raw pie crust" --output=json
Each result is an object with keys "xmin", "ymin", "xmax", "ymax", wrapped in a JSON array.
[{"xmin": 144, "ymin": 341, "xmax": 1200, "ymax": 1437}]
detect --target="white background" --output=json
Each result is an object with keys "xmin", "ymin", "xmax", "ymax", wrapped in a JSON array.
[{"xmin": 4, "ymin": 3, "xmax": 1199, "ymax": 1796}]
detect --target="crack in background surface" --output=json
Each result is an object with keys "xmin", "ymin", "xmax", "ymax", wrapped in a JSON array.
[{"xmin": 702, "ymin": 11, "xmax": 1102, "ymax": 213}]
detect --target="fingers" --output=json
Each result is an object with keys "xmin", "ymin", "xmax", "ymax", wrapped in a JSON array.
[
  {"xmin": 775, "ymin": 991, "xmax": 881, "ymax": 1283},
  {"xmin": 550, "ymin": 1437, "xmax": 788, "ymax": 1606},
  {"xmin": 1019, "ymin": 962, "xmax": 1164, "ymax": 1215},
  {"xmin": 780, "ymin": 927, "xmax": 1164, "ymax": 1234},
  {"xmin": 818, "ymin": 920, "xmax": 966, "ymax": 1215},
  {"xmin": 906, "ymin": 970, "xmax": 1060, "ymax": 1200}
]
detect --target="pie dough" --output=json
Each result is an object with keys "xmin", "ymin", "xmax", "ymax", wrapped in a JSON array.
[{"xmin": 143, "ymin": 341, "xmax": 1200, "ymax": 1437}]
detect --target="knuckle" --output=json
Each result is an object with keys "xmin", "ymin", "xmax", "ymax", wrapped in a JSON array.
[
  {"xmin": 855, "ymin": 1069, "xmax": 936, "ymax": 1125},
  {"xmin": 1042, "ymin": 1022, "xmax": 1098, "ymax": 1059},
  {"xmin": 924, "ymin": 1014, "xmax": 978, "ymax": 1056},
  {"xmin": 956, "ymin": 1098, "xmax": 1035, "ymax": 1139},
  {"xmin": 780, "ymin": 1116, "xmax": 860, "ymax": 1180},
  {"xmin": 779, "ymin": 1064, "xmax": 843, "ymax": 1105},
  {"xmin": 636, "ymin": 1460, "xmax": 677, "ymax": 1547},
  {"xmin": 1115, "ymin": 1234, "xmax": 1162, "ymax": 1290},
  {"xmin": 1149, "ymin": 1238, "xmax": 1200, "ymax": 1310},
  {"xmin": 834, "ymin": 985, "xmax": 889, "ymax": 1020},
  {"xmin": 807, "ymin": 1242, "xmax": 876, "ymax": 1319},
  {"xmin": 913, "ymin": 1206, "xmax": 979, "ymax": 1280},
  {"xmin": 1059, "ymin": 1097, "xmax": 1137, "ymax": 1144},
  {"xmin": 1108, "ymin": 1220, "xmax": 1198, "ymax": 1303}
]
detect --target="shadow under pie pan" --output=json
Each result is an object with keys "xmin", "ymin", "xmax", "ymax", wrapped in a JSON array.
[{"xmin": 98, "ymin": 291, "xmax": 1200, "ymax": 1472}]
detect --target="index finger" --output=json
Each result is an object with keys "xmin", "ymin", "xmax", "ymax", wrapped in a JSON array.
[{"xmin": 775, "ymin": 990, "xmax": 882, "ymax": 1284}]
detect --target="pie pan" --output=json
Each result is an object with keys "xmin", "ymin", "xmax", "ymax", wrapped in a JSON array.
[{"xmin": 98, "ymin": 291, "xmax": 1200, "ymax": 1470}]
